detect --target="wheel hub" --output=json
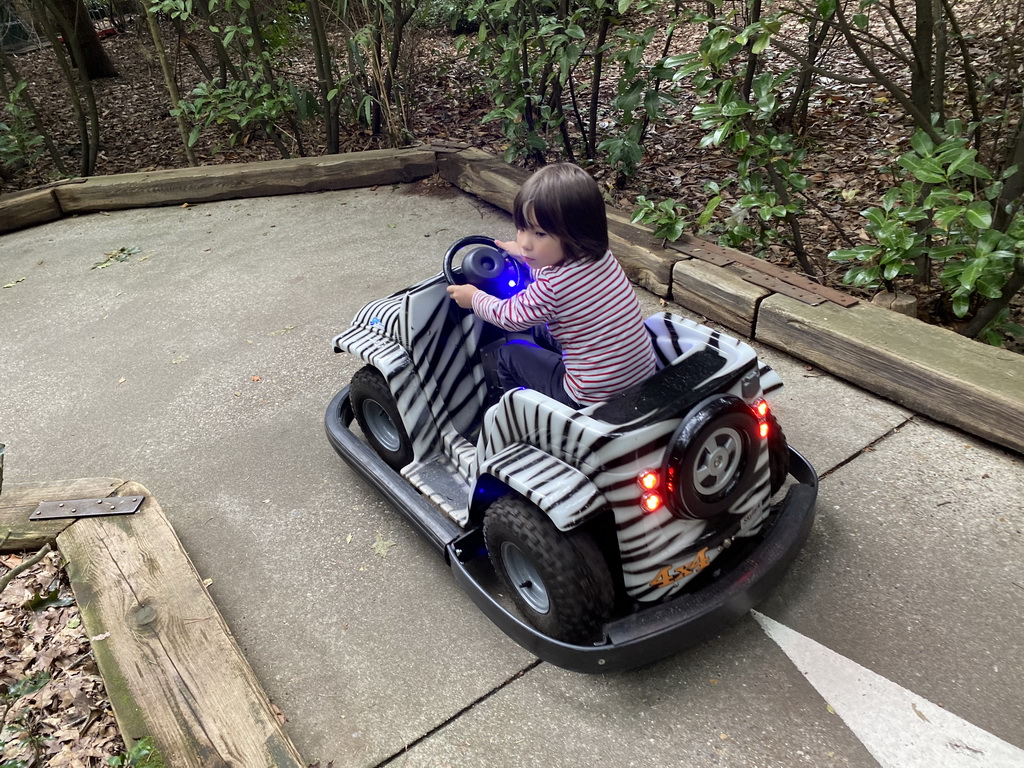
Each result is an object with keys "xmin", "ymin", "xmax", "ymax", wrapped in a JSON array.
[
  {"xmin": 694, "ymin": 426, "xmax": 742, "ymax": 494},
  {"xmin": 364, "ymin": 400, "xmax": 401, "ymax": 452},
  {"xmin": 501, "ymin": 541, "xmax": 550, "ymax": 615}
]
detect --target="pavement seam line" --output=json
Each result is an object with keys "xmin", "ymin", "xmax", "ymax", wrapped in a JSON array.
[
  {"xmin": 818, "ymin": 415, "xmax": 916, "ymax": 480},
  {"xmin": 374, "ymin": 659, "xmax": 544, "ymax": 766}
]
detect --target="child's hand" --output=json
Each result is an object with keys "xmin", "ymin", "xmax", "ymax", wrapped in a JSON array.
[
  {"xmin": 446, "ymin": 283, "xmax": 479, "ymax": 309},
  {"xmin": 495, "ymin": 238, "xmax": 524, "ymax": 261}
]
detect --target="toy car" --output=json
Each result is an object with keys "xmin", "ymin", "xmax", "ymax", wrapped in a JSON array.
[{"xmin": 325, "ymin": 236, "xmax": 817, "ymax": 672}]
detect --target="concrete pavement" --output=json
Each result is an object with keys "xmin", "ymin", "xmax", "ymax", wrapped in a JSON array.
[{"xmin": 1, "ymin": 182, "xmax": 1022, "ymax": 767}]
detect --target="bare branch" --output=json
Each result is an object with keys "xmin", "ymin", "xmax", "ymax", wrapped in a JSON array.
[{"xmin": 0, "ymin": 544, "xmax": 53, "ymax": 596}]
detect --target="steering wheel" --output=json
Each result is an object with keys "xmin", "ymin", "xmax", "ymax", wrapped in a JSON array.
[{"xmin": 443, "ymin": 235, "xmax": 530, "ymax": 298}]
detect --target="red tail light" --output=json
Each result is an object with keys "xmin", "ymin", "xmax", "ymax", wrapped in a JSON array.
[
  {"xmin": 638, "ymin": 470, "xmax": 663, "ymax": 513},
  {"xmin": 754, "ymin": 399, "xmax": 770, "ymax": 439},
  {"xmin": 638, "ymin": 469, "xmax": 659, "ymax": 490},
  {"xmin": 641, "ymin": 491, "xmax": 663, "ymax": 513}
]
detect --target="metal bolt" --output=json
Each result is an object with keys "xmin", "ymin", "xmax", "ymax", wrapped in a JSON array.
[{"xmin": 58, "ymin": 502, "xmax": 64, "ymax": 507}]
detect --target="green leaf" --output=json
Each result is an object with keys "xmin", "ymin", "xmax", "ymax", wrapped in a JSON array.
[
  {"xmin": 698, "ymin": 195, "xmax": 722, "ymax": 229},
  {"xmin": 882, "ymin": 261, "xmax": 903, "ymax": 280},
  {"xmin": 7, "ymin": 670, "xmax": 50, "ymax": 699},
  {"xmin": 976, "ymin": 274, "xmax": 1005, "ymax": 299},
  {"xmin": 910, "ymin": 131, "xmax": 934, "ymax": 156},
  {"xmin": 706, "ymin": 120, "xmax": 734, "ymax": 147},
  {"xmin": 23, "ymin": 588, "xmax": 74, "ymax": 612},
  {"xmin": 932, "ymin": 205, "xmax": 966, "ymax": 230},
  {"xmin": 751, "ymin": 33, "xmax": 771, "ymax": 54},
  {"xmin": 965, "ymin": 202, "xmax": 992, "ymax": 230},
  {"xmin": 899, "ymin": 155, "xmax": 946, "ymax": 184},
  {"xmin": 952, "ymin": 292, "xmax": 971, "ymax": 317},
  {"xmin": 721, "ymin": 100, "xmax": 754, "ymax": 117},
  {"xmin": 730, "ymin": 130, "xmax": 750, "ymax": 151},
  {"xmin": 945, "ymin": 146, "xmax": 977, "ymax": 175},
  {"xmin": 959, "ymin": 256, "xmax": 988, "ymax": 288}
]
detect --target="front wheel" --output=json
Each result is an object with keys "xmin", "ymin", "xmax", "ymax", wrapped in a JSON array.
[
  {"xmin": 349, "ymin": 366, "xmax": 413, "ymax": 471},
  {"xmin": 484, "ymin": 497, "xmax": 613, "ymax": 644}
]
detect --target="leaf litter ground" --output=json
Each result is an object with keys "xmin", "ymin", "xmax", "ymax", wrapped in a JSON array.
[{"xmin": 1, "ymin": 549, "xmax": 125, "ymax": 767}]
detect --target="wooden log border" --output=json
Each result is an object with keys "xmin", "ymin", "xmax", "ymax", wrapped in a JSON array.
[
  {"xmin": 1, "ymin": 143, "xmax": 1021, "ymax": 450},
  {"xmin": 0, "ymin": 478, "xmax": 306, "ymax": 768}
]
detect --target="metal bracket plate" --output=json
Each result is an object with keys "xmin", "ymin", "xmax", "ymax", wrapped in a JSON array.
[{"xmin": 31, "ymin": 495, "xmax": 145, "ymax": 521}]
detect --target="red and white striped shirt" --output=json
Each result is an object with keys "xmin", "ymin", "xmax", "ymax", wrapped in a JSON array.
[{"xmin": 472, "ymin": 250, "xmax": 656, "ymax": 405}]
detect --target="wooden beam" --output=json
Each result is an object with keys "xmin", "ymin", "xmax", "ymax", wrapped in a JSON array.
[
  {"xmin": 756, "ymin": 294, "xmax": 1024, "ymax": 455},
  {"xmin": 57, "ymin": 482, "xmax": 305, "ymax": 767},
  {"xmin": 667, "ymin": 235, "xmax": 859, "ymax": 308},
  {"xmin": 53, "ymin": 148, "xmax": 439, "ymax": 213},
  {"xmin": 672, "ymin": 259, "xmax": 769, "ymax": 337},
  {"xmin": 606, "ymin": 211, "xmax": 683, "ymax": 299},
  {"xmin": 609, "ymin": 231, "xmax": 676, "ymax": 298},
  {"xmin": 0, "ymin": 477, "xmax": 124, "ymax": 551},
  {"xmin": 0, "ymin": 188, "xmax": 62, "ymax": 234},
  {"xmin": 437, "ymin": 147, "xmax": 528, "ymax": 212}
]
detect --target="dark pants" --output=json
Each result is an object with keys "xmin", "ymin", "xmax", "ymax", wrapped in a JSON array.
[{"xmin": 497, "ymin": 340, "xmax": 580, "ymax": 408}]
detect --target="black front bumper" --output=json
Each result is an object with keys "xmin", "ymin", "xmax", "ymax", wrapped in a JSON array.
[{"xmin": 325, "ymin": 386, "xmax": 818, "ymax": 673}]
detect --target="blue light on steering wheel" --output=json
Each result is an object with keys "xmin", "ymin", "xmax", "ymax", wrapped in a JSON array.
[{"xmin": 490, "ymin": 260, "xmax": 529, "ymax": 299}]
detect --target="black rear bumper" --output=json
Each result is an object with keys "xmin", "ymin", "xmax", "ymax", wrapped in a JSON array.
[{"xmin": 325, "ymin": 386, "xmax": 818, "ymax": 673}]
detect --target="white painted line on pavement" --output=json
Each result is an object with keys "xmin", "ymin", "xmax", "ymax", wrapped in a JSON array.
[{"xmin": 753, "ymin": 611, "xmax": 1024, "ymax": 768}]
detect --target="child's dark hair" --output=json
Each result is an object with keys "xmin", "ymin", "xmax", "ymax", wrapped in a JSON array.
[{"xmin": 512, "ymin": 163, "xmax": 608, "ymax": 263}]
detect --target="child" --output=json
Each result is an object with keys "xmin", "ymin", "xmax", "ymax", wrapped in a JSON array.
[{"xmin": 446, "ymin": 163, "xmax": 656, "ymax": 407}]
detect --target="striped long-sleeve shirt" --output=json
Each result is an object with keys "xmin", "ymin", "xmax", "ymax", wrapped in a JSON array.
[{"xmin": 472, "ymin": 250, "xmax": 656, "ymax": 405}]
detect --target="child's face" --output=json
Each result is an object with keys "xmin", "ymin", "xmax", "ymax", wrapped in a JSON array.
[{"xmin": 516, "ymin": 221, "xmax": 566, "ymax": 269}]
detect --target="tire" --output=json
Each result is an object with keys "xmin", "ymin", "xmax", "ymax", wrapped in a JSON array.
[
  {"xmin": 484, "ymin": 496, "xmax": 614, "ymax": 644},
  {"xmin": 666, "ymin": 396, "xmax": 760, "ymax": 519},
  {"xmin": 349, "ymin": 366, "xmax": 413, "ymax": 471},
  {"xmin": 767, "ymin": 413, "xmax": 790, "ymax": 496}
]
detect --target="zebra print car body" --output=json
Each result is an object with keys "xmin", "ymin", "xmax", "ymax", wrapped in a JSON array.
[{"xmin": 334, "ymin": 273, "xmax": 783, "ymax": 603}]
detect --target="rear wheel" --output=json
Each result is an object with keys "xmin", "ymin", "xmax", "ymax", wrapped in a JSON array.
[
  {"xmin": 767, "ymin": 413, "xmax": 790, "ymax": 496},
  {"xmin": 484, "ymin": 497, "xmax": 613, "ymax": 644},
  {"xmin": 349, "ymin": 366, "xmax": 413, "ymax": 471}
]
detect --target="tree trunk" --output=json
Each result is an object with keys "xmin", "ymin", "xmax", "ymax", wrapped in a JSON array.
[
  {"xmin": 586, "ymin": 13, "xmax": 610, "ymax": 159},
  {"xmin": 910, "ymin": 0, "xmax": 933, "ymax": 120},
  {"xmin": 33, "ymin": 0, "xmax": 96, "ymax": 174},
  {"xmin": 306, "ymin": 0, "xmax": 338, "ymax": 153},
  {"xmin": 51, "ymin": 0, "xmax": 118, "ymax": 79}
]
